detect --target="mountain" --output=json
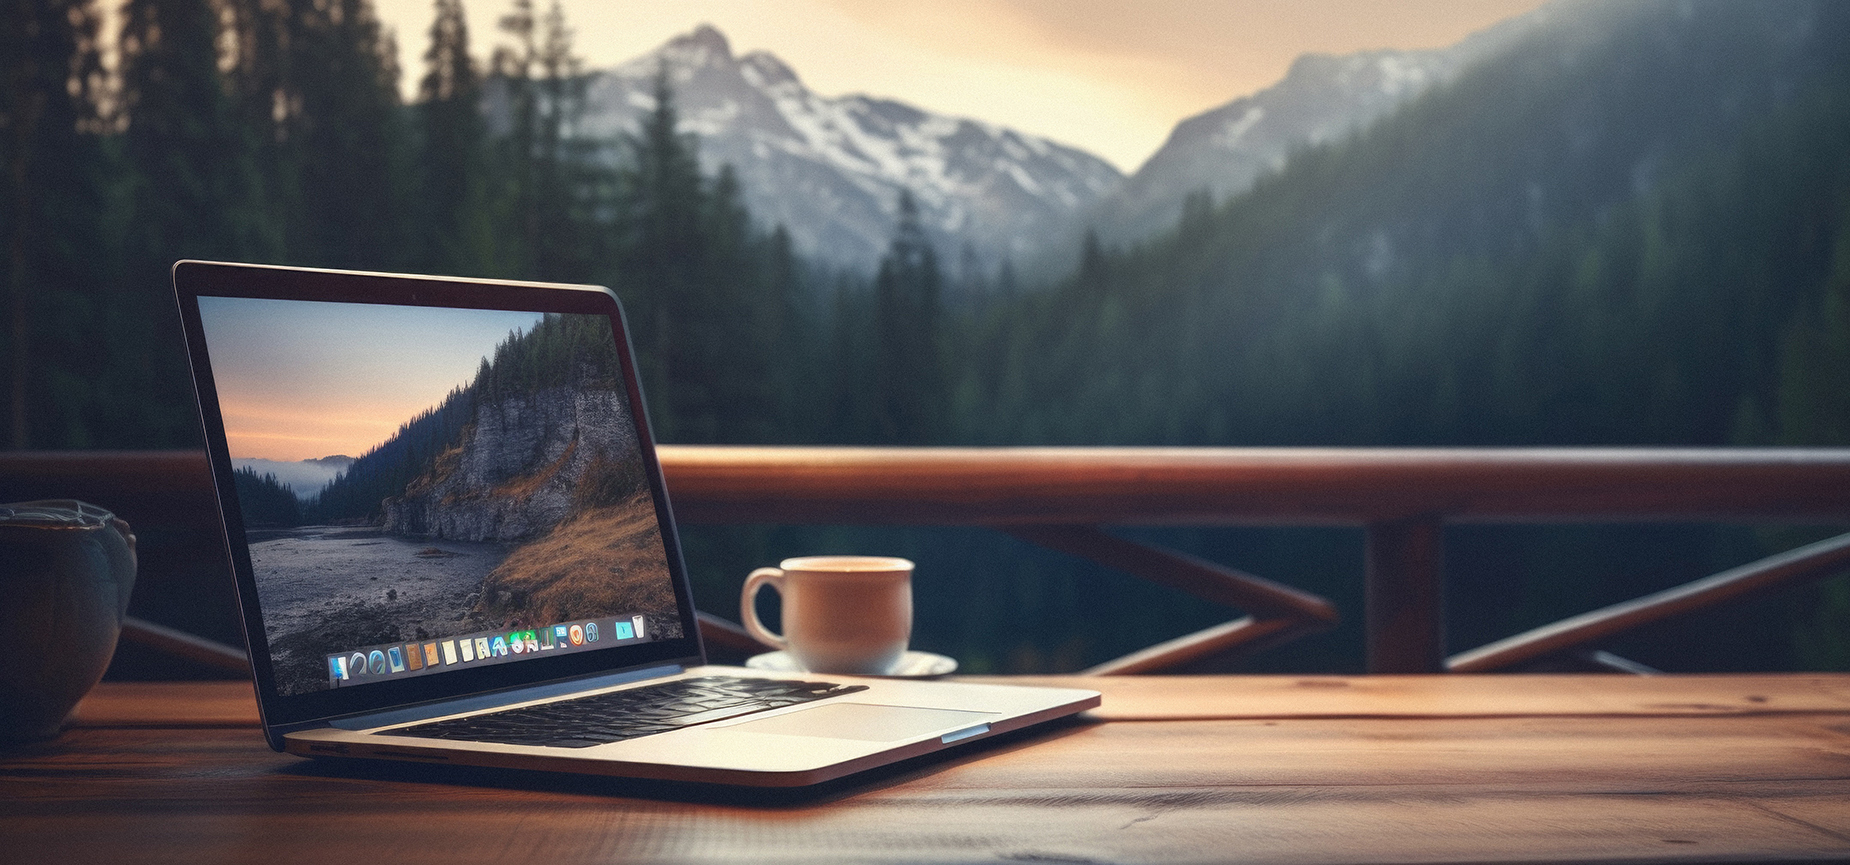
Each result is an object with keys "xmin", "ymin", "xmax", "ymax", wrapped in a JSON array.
[
  {"xmin": 1087, "ymin": 50, "xmax": 1458, "ymax": 248},
  {"xmin": 1086, "ymin": 4, "xmax": 1557, "ymax": 249},
  {"xmin": 310, "ymin": 313, "xmax": 641, "ymax": 538},
  {"xmin": 232, "ymin": 455, "xmax": 353, "ymax": 500},
  {"xmin": 968, "ymin": 0, "xmax": 1850, "ymax": 449},
  {"xmin": 381, "ymin": 382, "xmax": 639, "ymax": 542},
  {"xmin": 572, "ymin": 25, "xmax": 1124, "ymax": 275}
]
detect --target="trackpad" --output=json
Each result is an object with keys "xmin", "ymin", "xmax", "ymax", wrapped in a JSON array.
[{"xmin": 729, "ymin": 703, "xmax": 998, "ymax": 742}]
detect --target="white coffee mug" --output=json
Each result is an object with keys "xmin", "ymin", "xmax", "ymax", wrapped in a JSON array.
[{"xmin": 740, "ymin": 556, "xmax": 913, "ymax": 675}]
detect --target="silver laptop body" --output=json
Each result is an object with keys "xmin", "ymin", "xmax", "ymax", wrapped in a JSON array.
[{"xmin": 172, "ymin": 260, "xmax": 1097, "ymax": 787}]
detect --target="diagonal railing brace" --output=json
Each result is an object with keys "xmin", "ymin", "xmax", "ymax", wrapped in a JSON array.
[
  {"xmin": 1448, "ymin": 531, "xmax": 1850, "ymax": 672},
  {"xmin": 1004, "ymin": 525, "xmax": 1338, "ymax": 674}
]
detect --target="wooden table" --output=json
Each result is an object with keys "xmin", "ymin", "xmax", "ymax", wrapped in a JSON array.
[{"xmin": 5, "ymin": 675, "xmax": 1850, "ymax": 864}]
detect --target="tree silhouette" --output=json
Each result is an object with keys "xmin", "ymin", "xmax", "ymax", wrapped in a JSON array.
[
  {"xmin": 417, "ymin": 0, "xmax": 497, "ymax": 275},
  {"xmin": 1, "ymin": 0, "xmax": 110, "ymax": 448},
  {"xmin": 114, "ymin": 0, "xmax": 274, "ymax": 446},
  {"xmin": 873, "ymin": 189, "xmax": 945, "ymax": 444}
]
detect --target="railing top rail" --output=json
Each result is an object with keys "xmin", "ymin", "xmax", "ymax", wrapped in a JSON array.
[
  {"xmin": 7, "ymin": 446, "xmax": 1850, "ymax": 526},
  {"xmin": 654, "ymin": 445, "xmax": 1850, "ymax": 526}
]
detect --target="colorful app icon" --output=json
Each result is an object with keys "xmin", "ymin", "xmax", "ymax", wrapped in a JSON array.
[
  {"xmin": 568, "ymin": 624, "xmax": 584, "ymax": 646},
  {"xmin": 584, "ymin": 622, "xmax": 599, "ymax": 642},
  {"xmin": 554, "ymin": 624, "xmax": 570, "ymax": 645},
  {"xmin": 632, "ymin": 615, "xmax": 646, "ymax": 639},
  {"xmin": 474, "ymin": 637, "xmax": 490, "ymax": 659},
  {"xmin": 524, "ymin": 631, "xmax": 539, "ymax": 652},
  {"xmin": 491, "ymin": 636, "xmax": 509, "ymax": 657},
  {"xmin": 329, "ymin": 655, "xmax": 348, "ymax": 681},
  {"xmin": 368, "ymin": 650, "xmax": 388, "ymax": 675},
  {"xmin": 387, "ymin": 646, "xmax": 407, "ymax": 673},
  {"xmin": 460, "ymin": 638, "xmax": 476, "ymax": 662},
  {"xmin": 350, "ymin": 652, "xmax": 368, "ymax": 676},
  {"xmin": 613, "ymin": 621, "xmax": 634, "ymax": 640},
  {"xmin": 423, "ymin": 642, "xmax": 440, "ymax": 667},
  {"xmin": 441, "ymin": 640, "xmax": 459, "ymax": 665},
  {"xmin": 539, "ymin": 628, "xmax": 554, "ymax": 650},
  {"xmin": 404, "ymin": 643, "xmax": 424, "ymax": 671},
  {"xmin": 510, "ymin": 632, "xmax": 525, "ymax": 654}
]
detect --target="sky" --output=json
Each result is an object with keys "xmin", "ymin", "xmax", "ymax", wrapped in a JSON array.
[
  {"xmin": 371, "ymin": 0, "xmax": 1553, "ymax": 172},
  {"xmin": 198, "ymin": 297, "xmax": 545, "ymax": 462}
]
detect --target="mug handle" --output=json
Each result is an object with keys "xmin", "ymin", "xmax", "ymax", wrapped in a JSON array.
[{"xmin": 740, "ymin": 567, "xmax": 789, "ymax": 651}]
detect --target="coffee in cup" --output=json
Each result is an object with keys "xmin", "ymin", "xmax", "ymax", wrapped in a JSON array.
[{"xmin": 740, "ymin": 556, "xmax": 912, "ymax": 675}]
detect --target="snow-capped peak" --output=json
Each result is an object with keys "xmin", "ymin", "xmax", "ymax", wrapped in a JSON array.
[
  {"xmin": 579, "ymin": 26, "xmax": 1123, "ymax": 275},
  {"xmin": 662, "ymin": 24, "xmax": 732, "ymax": 70},
  {"xmin": 739, "ymin": 51, "xmax": 799, "ymax": 90}
]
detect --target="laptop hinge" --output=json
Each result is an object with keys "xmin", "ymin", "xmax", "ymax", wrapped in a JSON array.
[{"xmin": 328, "ymin": 663, "xmax": 686, "ymax": 730}]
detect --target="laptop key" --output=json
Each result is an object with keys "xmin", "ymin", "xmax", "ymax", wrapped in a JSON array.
[
  {"xmin": 659, "ymin": 702, "xmax": 773, "ymax": 727},
  {"xmin": 389, "ymin": 675, "xmax": 868, "ymax": 748}
]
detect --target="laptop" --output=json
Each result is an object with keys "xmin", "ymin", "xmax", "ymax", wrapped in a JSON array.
[{"xmin": 171, "ymin": 260, "xmax": 1098, "ymax": 787}]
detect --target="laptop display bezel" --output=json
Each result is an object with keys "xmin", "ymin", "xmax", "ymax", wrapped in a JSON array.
[{"xmin": 172, "ymin": 261, "xmax": 706, "ymax": 731}]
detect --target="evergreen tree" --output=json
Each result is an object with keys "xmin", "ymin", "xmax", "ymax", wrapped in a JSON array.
[
  {"xmin": 826, "ymin": 271, "xmax": 878, "ymax": 442},
  {"xmin": 116, "ymin": 0, "xmax": 273, "ymax": 446},
  {"xmin": 696, "ymin": 162, "xmax": 783, "ymax": 442},
  {"xmin": 221, "ymin": 0, "xmax": 292, "ymax": 231},
  {"xmin": 487, "ymin": 0, "xmax": 601, "ymax": 280},
  {"xmin": 528, "ymin": 0, "xmax": 602, "ymax": 281},
  {"xmin": 120, "ymin": 0, "xmax": 273, "ymax": 265},
  {"xmin": 416, "ymin": 0, "xmax": 497, "ymax": 274},
  {"xmin": 489, "ymin": 0, "xmax": 540, "ymax": 276},
  {"xmin": 296, "ymin": 0, "xmax": 409, "ymax": 268},
  {"xmin": 1, "ymin": 0, "xmax": 112, "ymax": 447},
  {"xmin": 872, "ymin": 189, "xmax": 946, "ymax": 444},
  {"xmin": 757, "ymin": 223, "xmax": 811, "ymax": 440},
  {"xmin": 603, "ymin": 65, "xmax": 802, "ymax": 443},
  {"xmin": 227, "ymin": 0, "xmax": 408, "ymax": 268},
  {"xmin": 235, "ymin": 466, "xmax": 303, "ymax": 527},
  {"xmin": 615, "ymin": 66, "xmax": 707, "ymax": 440}
]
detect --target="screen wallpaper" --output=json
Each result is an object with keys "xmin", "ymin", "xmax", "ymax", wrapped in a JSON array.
[{"xmin": 198, "ymin": 297, "xmax": 684, "ymax": 696}]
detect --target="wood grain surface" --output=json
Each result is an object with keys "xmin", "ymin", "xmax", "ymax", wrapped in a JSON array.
[{"xmin": 7, "ymin": 676, "xmax": 1849, "ymax": 864}]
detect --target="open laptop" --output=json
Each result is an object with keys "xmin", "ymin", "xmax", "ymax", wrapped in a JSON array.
[{"xmin": 172, "ymin": 260, "xmax": 1098, "ymax": 787}]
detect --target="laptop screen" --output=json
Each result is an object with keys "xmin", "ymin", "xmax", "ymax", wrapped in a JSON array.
[{"xmin": 192, "ymin": 292, "xmax": 689, "ymax": 699}]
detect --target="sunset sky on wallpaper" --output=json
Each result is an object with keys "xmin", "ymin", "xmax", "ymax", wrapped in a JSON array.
[{"xmin": 198, "ymin": 297, "xmax": 543, "ymax": 462}]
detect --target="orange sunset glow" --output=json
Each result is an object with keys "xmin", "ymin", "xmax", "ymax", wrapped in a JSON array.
[
  {"xmin": 220, "ymin": 401, "xmax": 439, "ymax": 463},
  {"xmin": 196, "ymin": 296, "xmax": 545, "ymax": 463},
  {"xmin": 372, "ymin": 0, "xmax": 1553, "ymax": 172}
]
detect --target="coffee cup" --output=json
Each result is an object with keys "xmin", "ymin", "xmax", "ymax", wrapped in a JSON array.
[
  {"xmin": 0, "ymin": 501, "xmax": 137, "ymax": 742},
  {"xmin": 740, "ymin": 556, "xmax": 912, "ymax": 675}
]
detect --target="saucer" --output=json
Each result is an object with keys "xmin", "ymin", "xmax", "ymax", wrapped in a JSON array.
[{"xmin": 745, "ymin": 650, "xmax": 958, "ymax": 678}]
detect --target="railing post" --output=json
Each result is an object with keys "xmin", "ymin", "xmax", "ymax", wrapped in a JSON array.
[{"xmin": 1366, "ymin": 516, "xmax": 1445, "ymax": 673}]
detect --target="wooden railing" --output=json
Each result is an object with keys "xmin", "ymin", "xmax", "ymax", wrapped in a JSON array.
[
  {"xmin": 659, "ymin": 446, "xmax": 1850, "ymax": 673},
  {"xmin": 7, "ymin": 447, "xmax": 1850, "ymax": 674}
]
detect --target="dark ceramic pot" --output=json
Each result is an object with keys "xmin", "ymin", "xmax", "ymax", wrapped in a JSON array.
[{"xmin": 0, "ymin": 501, "xmax": 136, "ymax": 742}]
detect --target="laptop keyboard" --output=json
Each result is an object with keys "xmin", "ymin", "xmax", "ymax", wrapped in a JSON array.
[{"xmin": 390, "ymin": 675, "xmax": 870, "ymax": 749}]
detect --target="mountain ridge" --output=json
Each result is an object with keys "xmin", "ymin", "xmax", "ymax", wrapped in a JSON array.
[
  {"xmin": 969, "ymin": 0, "xmax": 1850, "ymax": 448},
  {"xmin": 567, "ymin": 19, "xmax": 1567, "ymax": 280},
  {"xmin": 1081, "ymin": 0, "xmax": 1565, "ymax": 252},
  {"xmin": 574, "ymin": 24, "xmax": 1124, "ymax": 275}
]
